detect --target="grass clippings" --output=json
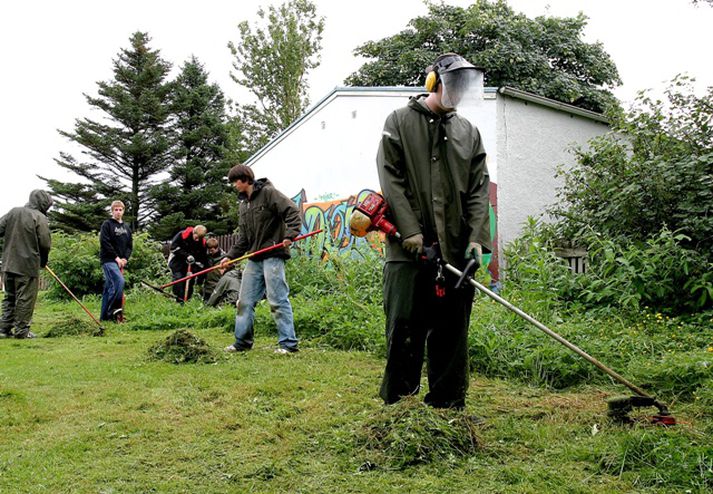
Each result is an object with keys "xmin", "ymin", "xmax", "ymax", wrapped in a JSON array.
[
  {"xmin": 356, "ymin": 396, "xmax": 482, "ymax": 470},
  {"xmin": 148, "ymin": 329, "xmax": 218, "ymax": 364},
  {"xmin": 43, "ymin": 314, "xmax": 104, "ymax": 338}
]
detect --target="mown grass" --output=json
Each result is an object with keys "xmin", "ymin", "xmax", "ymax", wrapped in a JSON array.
[{"xmin": 1, "ymin": 286, "xmax": 711, "ymax": 493}]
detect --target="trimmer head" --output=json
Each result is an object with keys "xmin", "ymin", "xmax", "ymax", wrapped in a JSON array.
[{"xmin": 607, "ymin": 395, "xmax": 676, "ymax": 426}]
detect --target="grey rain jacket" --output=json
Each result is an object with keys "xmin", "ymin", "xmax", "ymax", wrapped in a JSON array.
[{"xmin": 0, "ymin": 190, "xmax": 52, "ymax": 277}]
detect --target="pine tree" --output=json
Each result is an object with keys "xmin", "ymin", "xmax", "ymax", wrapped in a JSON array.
[
  {"xmin": 149, "ymin": 57, "xmax": 235, "ymax": 240},
  {"xmin": 42, "ymin": 32, "xmax": 174, "ymax": 232}
]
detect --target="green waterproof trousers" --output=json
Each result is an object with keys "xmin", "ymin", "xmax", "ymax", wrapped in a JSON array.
[
  {"xmin": 380, "ymin": 261, "xmax": 475, "ymax": 409},
  {"xmin": 1, "ymin": 273, "xmax": 39, "ymax": 337}
]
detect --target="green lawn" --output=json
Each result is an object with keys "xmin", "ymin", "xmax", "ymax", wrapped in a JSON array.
[{"xmin": 0, "ymin": 293, "xmax": 711, "ymax": 493}]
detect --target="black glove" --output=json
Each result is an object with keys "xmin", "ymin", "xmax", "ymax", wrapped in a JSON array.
[{"xmin": 186, "ymin": 255, "xmax": 195, "ymax": 265}]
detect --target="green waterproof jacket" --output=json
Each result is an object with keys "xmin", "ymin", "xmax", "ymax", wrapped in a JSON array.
[
  {"xmin": 377, "ymin": 95, "xmax": 491, "ymax": 266},
  {"xmin": 227, "ymin": 178, "xmax": 302, "ymax": 261},
  {"xmin": 0, "ymin": 190, "xmax": 52, "ymax": 277}
]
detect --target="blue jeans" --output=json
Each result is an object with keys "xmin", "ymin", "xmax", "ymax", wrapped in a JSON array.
[
  {"xmin": 100, "ymin": 262, "xmax": 125, "ymax": 321},
  {"xmin": 233, "ymin": 257, "xmax": 297, "ymax": 350}
]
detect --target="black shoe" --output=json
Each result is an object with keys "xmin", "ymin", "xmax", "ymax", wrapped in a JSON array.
[
  {"xmin": 112, "ymin": 308, "xmax": 124, "ymax": 323},
  {"xmin": 15, "ymin": 331, "xmax": 36, "ymax": 339},
  {"xmin": 0, "ymin": 331, "xmax": 11, "ymax": 339}
]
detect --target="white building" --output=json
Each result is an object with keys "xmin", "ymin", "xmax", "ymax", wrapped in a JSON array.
[{"xmin": 246, "ymin": 86, "xmax": 609, "ymax": 278}]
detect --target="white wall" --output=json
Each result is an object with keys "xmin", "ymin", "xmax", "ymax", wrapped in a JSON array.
[
  {"xmin": 495, "ymin": 94, "xmax": 610, "ymax": 259},
  {"xmin": 249, "ymin": 88, "xmax": 498, "ymax": 201}
]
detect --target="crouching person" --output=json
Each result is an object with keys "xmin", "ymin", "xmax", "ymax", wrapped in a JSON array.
[{"xmin": 221, "ymin": 163, "xmax": 301, "ymax": 354}]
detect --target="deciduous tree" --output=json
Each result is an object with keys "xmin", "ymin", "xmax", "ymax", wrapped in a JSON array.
[
  {"xmin": 228, "ymin": 0, "xmax": 324, "ymax": 154},
  {"xmin": 346, "ymin": 0, "xmax": 621, "ymax": 113}
]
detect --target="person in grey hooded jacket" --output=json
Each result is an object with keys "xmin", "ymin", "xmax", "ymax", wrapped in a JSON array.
[{"xmin": 0, "ymin": 190, "xmax": 52, "ymax": 339}]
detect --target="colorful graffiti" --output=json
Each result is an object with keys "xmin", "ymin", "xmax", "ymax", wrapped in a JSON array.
[{"xmin": 291, "ymin": 183, "xmax": 500, "ymax": 280}]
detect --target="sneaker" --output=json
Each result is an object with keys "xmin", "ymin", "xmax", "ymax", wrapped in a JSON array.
[
  {"xmin": 224, "ymin": 344, "xmax": 249, "ymax": 353},
  {"xmin": 274, "ymin": 347, "xmax": 299, "ymax": 354},
  {"xmin": 15, "ymin": 331, "xmax": 36, "ymax": 339}
]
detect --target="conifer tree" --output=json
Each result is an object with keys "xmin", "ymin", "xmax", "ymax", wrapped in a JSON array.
[
  {"xmin": 149, "ymin": 57, "xmax": 234, "ymax": 239},
  {"xmin": 42, "ymin": 32, "xmax": 173, "ymax": 232}
]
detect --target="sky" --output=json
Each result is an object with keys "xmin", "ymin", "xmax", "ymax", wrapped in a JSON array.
[{"xmin": 1, "ymin": 0, "xmax": 711, "ymax": 215}]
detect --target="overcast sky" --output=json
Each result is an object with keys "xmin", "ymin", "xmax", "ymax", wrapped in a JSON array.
[{"xmin": 1, "ymin": 0, "xmax": 711, "ymax": 216}]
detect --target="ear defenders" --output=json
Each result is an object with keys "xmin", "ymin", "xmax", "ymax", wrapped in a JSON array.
[
  {"xmin": 424, "ymin": 54, "xmax": 476, "ymax": 92},
  {"xmin": 425, "ymin": 69, "xmax": 439, "ymax": 92}
]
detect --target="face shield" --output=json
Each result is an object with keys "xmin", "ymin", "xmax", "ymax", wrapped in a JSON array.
[{"xmin": 440, "ymin": 68, "xmax": 484, "ymax": 110}]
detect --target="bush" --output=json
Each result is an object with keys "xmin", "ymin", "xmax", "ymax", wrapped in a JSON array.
[{"xmin": 45, "ymin": 231, "xmax": 167, "ymax": 300}]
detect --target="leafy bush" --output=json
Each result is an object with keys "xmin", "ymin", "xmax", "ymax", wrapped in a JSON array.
[
  {"xmin": 550, "ymin": 76, "xmax": 713, "ymax": 257},
  {"xmin": 44, "ymin": 231, "xmax": 167, "ymax": 300},
  {"xmin": 573, "ymin": 228, "xmax": 713, "ymax": 313}
]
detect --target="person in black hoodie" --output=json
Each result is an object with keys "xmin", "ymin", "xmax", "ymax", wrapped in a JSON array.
[
  {"xmin": 99, "ymin": 200, "xmax": 132, "ymax": 322},
  {"xmin": 0, "ymin": 189, "xmax": 52, "ymax": 338},
  {"xmin": 221, "ymin": 164, "xmax": 302, "ymax": 354},
  {"xmin": 167, "ymin": 225, "xmax": 208, "ymax": 303}
]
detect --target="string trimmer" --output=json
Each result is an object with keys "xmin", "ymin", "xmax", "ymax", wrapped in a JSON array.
[{"xmin": 350, "ymin": 192, "xmax": 676, "ymax": 426}]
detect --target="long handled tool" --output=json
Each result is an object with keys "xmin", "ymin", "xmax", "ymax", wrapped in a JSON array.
[
  {"xmin": 350, "ymin": 192, "xmax": 675, "ymax": 425},
  {"xmin": 45, "ymin": 266, "xmax": 105, "ymax": 335},
  {"xmin": 141, "ymin": 280, "xmax": 175, "ymax": 299},
  {"xmin": 183, "ymin": 261, "xmax": 193, "ymax": 303},
  {"xmin": 442, "ymin": 259, "xmax": 674, "ymax": 425},
  {"xmin": 158, "ymin": 229, "xmax": 323, "ymax": 291}
]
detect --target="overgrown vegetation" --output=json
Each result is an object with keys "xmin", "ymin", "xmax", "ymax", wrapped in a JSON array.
[{"xmin": 543, "ymin": 76, "xmax": 713, "ymax": 314}]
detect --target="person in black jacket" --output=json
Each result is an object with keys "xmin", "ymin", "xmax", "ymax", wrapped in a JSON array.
[
  {"xmin": 99, "ymin": 200, "xmax": 132, "ymax": 322},
  {"xmin": 0, "ymin": 190, "xmax": 52, "ymax": 339},
  {"xmin": 168, "ymin": 225, "xmax": 208, "ymax": 303},
  {"xmin": 221, "ymin": 164, "xmax": 302, "ymax": 354}
]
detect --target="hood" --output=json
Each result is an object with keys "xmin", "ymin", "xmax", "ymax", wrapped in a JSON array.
[
  {"xmin": 408, "ymin": 95, "xmax": 456, "ymax": 120},
  {"xmin": 239, "ymin": 178, "xmax": 273, "ymax": 201},
  {"xmin": 26, "ymin": 189, "xmax": 53, "ymax": 214}
]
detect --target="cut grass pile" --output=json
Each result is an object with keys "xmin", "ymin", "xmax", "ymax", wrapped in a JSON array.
[
  {"xmin": 43, "ymin": 314, "xmax": 104, "ymax": 337},
  {"xmin": 356, "ymin": 396, "xmax": 481, "ymax": 470},
  {"xmin": 148, "ymin": 329, "xmax": 218, "ymax": 364}
]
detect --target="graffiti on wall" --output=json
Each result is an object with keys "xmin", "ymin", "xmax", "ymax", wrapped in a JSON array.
[{"xmin": 291, "ymin": 182, "xmax": 500, "ymax": 280}]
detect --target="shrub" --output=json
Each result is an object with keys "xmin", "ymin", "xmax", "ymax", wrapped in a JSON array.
[{"xmin": 44, "ymin": 231, "xmax": 167, "ymax": 300}]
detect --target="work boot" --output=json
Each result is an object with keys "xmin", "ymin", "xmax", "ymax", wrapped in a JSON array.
[
  {"xmin": 0, "ymin": 330, "xmax": 12, "ymax": 339},
  {"xmin": 14, "ymin": 331, "xmax": 36, "ymax": 339}
]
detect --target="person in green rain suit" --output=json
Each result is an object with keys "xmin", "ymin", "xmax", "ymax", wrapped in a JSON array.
[
  {"xmin": 376, "ymin": 53, "xmax": 491, "ymax": 409},
  {"xmin": 0, "ymin": 190, "xmax": 52, "ymax": 339}
]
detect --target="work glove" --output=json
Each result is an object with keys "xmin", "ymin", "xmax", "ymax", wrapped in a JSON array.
[
  {"xmin": 402, "ymin": 233, "xmax": 424, "ymax": 255},
  {"xmin": 194, "ymin": 262, "xmax": 204, "ymax": 269},
  {"xmin": 465, "ymin": 242, "xmax": 482, "ymax": 270},
  {"xmin": 186, "ymin": 255, "xmax": 195, "ymax": 265}
]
